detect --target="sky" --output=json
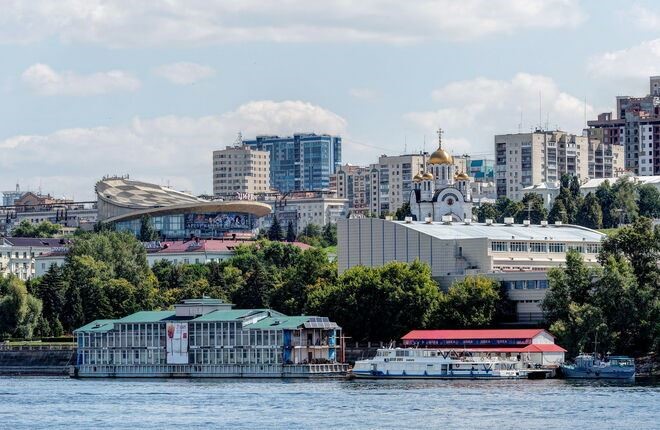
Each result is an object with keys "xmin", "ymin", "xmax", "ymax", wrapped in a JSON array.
[{"xmin": 2, "ymin": 0, "xmax": 660, "ymax": 200}]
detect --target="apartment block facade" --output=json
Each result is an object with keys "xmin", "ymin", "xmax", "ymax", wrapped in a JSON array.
[
  {"xmin": 495, "ymin": 131, "xmax": 589, "ymax": 200},
  {"xmin": 333, "ymin": 164, "xmax": 380, "ymax": 217},
  {"xmin": 376, "ymin": 153, "xmax": 427, "ymax": 215},
  {"xmin": 242, "ymin": 134, "xmax": 342, "ymax": 193},
  {"xmin": 212, "ymin": 145, "xmax": 271, "ymax": 197},
  {"xmin": 587, "ymin": 76, "xmax": 660, "ymax": 176}
]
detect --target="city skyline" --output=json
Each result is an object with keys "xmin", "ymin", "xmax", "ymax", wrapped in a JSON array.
[{"xmin": 2, "ymin": 0, "xmax": 660, "ymax": 199}]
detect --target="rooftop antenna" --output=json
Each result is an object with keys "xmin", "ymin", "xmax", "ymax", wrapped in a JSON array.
[
  {"xmin": 518, "ymin": 111, "xmax": 523, "ymax": 133},
  {"xmin": 539, "ymin": 91, "xmax": 542, "ymax": 131},
  {"xmin": 545, "ymin": 113, "xmax": 550, "ymax": 131},
  {"xmin": 15, "ymin": 181, "xmax": 19, "ymax": 192},
  {"xmin": 235, "ymin": 131, "xmax": 243, "ymax": 147},
  {"xmin": 404, "ymin": 135, "xmax": 408, "ymax": 154}
]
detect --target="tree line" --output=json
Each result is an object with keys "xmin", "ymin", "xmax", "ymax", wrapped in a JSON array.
[
  {"xmin": 542, "ymin": 217, "xmax": 660, "ymax": 356},
  {"xmin": 0, "ymin": 230, "xmax": 511, "ymax": 341},
  {"xmin": 474, "ymin": 174, "xmax": 660, "ymax": 229}
]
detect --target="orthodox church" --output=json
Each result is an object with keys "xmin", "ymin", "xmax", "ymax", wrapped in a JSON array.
[{"xmin": 409, "ymin": 129, "xmax": 473, "ymax": 222}]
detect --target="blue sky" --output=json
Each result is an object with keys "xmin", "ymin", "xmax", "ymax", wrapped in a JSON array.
[{"xmin": 1, "ymin": 0, "xmax": 660, "ymax": 199}]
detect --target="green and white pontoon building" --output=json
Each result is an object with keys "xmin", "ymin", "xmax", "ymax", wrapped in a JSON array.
[{"xmin": 72, "ymin": 299, "xmax": 346, "ymax": 378}]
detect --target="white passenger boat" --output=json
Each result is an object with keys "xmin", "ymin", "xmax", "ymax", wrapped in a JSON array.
[{"xmin": 351, "ymin": 348, "xmax": 521, "ymax": 379}]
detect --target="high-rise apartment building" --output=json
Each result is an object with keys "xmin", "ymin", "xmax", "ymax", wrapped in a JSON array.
[
  {"xmin": 333, "ymin": 164, "xmax": 380, "ymax": 217},
  {"xmin": 495, "ymin": 131, "xmax": 589, "ymax": 200},
  {"xmin": 242, "ymin": 133, "xmax": 342, "ymax": 193},
  {"xmin": 587, "ymin": 76, "xmax": 660, "ymax": 176},
  {"xmin": 585, "ymin": 131, "xmax": 625, "ymax": 179},
  {"xmin": 212, "ymin": 145, "xmax": 270, "ymax": 197},
  {"xmin": 376, "ymin": 153, "xmax": 427, "ymax": 214}
]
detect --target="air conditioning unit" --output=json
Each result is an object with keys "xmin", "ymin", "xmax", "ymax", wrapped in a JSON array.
[
  {"xmin": 523, "ymin": 219, "xmax": 531, "ymax": 226},
  {"xmin": 504, "ymin": 217, "xmax": 514, "ymax": 225},
  {"xmin": 404, "ymin": 216, "xmax": 413, "ymax": 223},
  {"xmin": 464, "ymin": 218, "xmax": 472, "ymax": 225},
  {"xmin": 441, "ymin": 215, "xmax": 453, "ymax": 224},
  {"xmin": 540, "ymin": 220, "xmax": 548, "ymax": 227},
  {"xmin": 555, "ymin": 221, "xmax": 563, "ymax": 226},
  {"xmin": 485, "ymin": 218, "xmax": 493, "ymax": 225},
  {"xmin": 385, "ymin": 215, "xmax": 393, "ymax": 221},
  {"xmin": 424, "ymin": 217, "xmax": 432, "ymax": 224}
]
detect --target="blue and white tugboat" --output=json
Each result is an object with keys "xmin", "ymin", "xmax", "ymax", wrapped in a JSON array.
[
  {"xmin": 351, "ymin": 348, "xmax": 521, "ymax": 379},
  {"xmin": 560, "ymin": 354, "xmax": 635, "ymax": 380}
]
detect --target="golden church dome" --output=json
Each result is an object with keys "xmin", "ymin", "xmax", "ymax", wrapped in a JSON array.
[
  {"xmin": 422, "ymin": 172, "xmax": 434, "ymax": 180},
  {"xmin": 428, "ymin": 147, "xmax": 453, "ymax": 165},
  {"xmin": 455, "ymin": 172, "xmax": 469, "ymax": 180},
  {"xmin": 413, "ymin": 173, "xmax": 423, "ymax": 182}
]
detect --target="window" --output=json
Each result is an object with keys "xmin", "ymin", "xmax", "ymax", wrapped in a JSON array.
[
  {"xmin": 491, "ymin": 241, "xmax": 508, "ymax": 252},
  {"xmin": 586, "ymin": 243, "xmax": 601, "ymax": 254},
  {"xmin": 510, "ymin": 242, "xmax": 527, "ymax": 252},
  {"xmin": 548, "ymin": 243, "xmax": 566, "ymax": 253},
  {"xmin": 530, "ymin": 242, "xmax": 546, "ymax": 253}
]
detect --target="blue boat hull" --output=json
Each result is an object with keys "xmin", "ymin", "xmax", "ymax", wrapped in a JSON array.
[{"xmin": 560, "ymin": 366, "xmax": 635, "ymax": 380}]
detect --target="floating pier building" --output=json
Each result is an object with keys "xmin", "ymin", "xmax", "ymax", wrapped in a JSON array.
[{"xmin": 73, "ymin": 299, "xmax": 347, "ymax": 378}]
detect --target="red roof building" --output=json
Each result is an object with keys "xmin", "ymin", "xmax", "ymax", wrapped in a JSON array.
[{"xmin": 402, "ymin": 329, "xmax": 566, "ymax": 365}]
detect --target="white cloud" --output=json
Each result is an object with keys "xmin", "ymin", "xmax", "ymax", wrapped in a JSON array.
[
  {"xmin": 404, "ymin": 73, "xmax": 597, "ymax": 155},
  {"xmin": 21, "ymin": 63, "xmax": 140, "ymax": 96},
  {"xmin": 587, "ymin": 39, "xmax": 660, "ymax": 81},
  {"xmin": 348, "ymin": 88, "xmax": 379, "ymax": 101},
  {"xmin": 0, "ymin": 100, "xmax": 347, "ymax": 199},
  {"xmin": 154, "ymin": 62, "xmax": 216, "ymax": 85},
  {"xmin": 627, "ymin": 4, "xmax": 660, "ymax": 30},
  {"xmin": 0, "ymin": 0, "xmax": 584, "ymax": 47}
]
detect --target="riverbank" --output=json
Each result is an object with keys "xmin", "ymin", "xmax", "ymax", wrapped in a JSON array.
[{"xmin": 0, "ymin": 344, "xmax": 75, "ymax": 376}]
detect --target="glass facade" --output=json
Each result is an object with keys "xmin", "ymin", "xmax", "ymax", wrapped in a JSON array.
[
  {"xmin": 243, "ymin": 134, "xmax": 341, "ymax": 193},
  {"xmin": 115, "ymin": 212, "xmax": 258, "ymax": 239}
]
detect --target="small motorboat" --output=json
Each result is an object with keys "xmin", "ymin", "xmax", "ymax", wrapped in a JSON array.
[{"xmin": 560, "ymin": 354, "xmax": 635, "ymax": 380}]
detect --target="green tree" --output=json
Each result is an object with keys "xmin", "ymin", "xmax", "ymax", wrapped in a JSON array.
[
  {"xmin": 611, "ymin": 177, "xmax": 638, "ymax": 225},
  {"xmin": 268, "ymin": 215, "xmax": 283, "ymax": 241},
  {"xmin": 61, "ymin": 284, "xmax": 84, "ymax": 332},
  {"xmin": 33, "ymin": 265, "xmax": 67, "ymax": 331},
  {"xmin": 637, "ymin": 184, "xmax": 660, "ymax": 218},
  {"xmin": 286, "ymin": 221, "xmax": 296, "ymax": 242},
  {"xmin": 599, "ymin": 217, "xmax": 660, "ymax": 289},
  {"xmin": 139, "ymin": 215, "xmax": 158, "ymax": 242},
  {"xmin": 595, "ymin": 180, "xmax": 616, "ymax": 228},
  {"xmin": 231, "ymin": 261, "xmax": 279, "ymax": 309},
  {"xmin": 548, "ymin": 199, "xmax": 568, "ymax": 224},
  {"xmin": 474, "ymin": 203, "xmax": 498, "ymax": 223},
  {"xmin": 394, "ymin": 202, "xmax": 413, "ymax": 221},
  {"xmin": 0, "ymin": 278, "xmax": 42, "ymax": 339},
  {"xmin": 322, "ymin": 223, "xmax": 337, "ymax": 246},
  {"xmin": 494, "ymin": 197, "xmax": 523, "ymax": 222},
  {"xmin": 433, "ymin": 276, "xmax": 500, "ymax": 328},
  {"xmin": 11, "ymin": 220, "xmax": 60, "ymax": 238},
  {"xmin": 576, "ymin": 193, "xmax": 603, "ymax": 229},
  {"xmin": 307, "ymin": 261, "xmax": 441, "ymax": 342},
  {"xmin": 517, "ymin": 193, "xmax": 548, "ymax": 224}
]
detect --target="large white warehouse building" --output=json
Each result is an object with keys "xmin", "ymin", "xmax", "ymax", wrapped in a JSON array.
[{"xmin": 337, "ymin": 218, "xmax": 605, "ymax": 323}]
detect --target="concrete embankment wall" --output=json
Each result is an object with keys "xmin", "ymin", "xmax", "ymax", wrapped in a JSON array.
[{"xmin": 0, "ymin": 346, "xmax": 76, "ymax": 375}]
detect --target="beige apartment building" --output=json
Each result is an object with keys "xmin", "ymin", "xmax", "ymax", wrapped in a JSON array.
[
  {"xmin": 333, "ymin": 164, "xmax": 380, "ymax": 217},
  {"xmin": 495, "ymin": 131, "xmax": 589, "ymax": 200},
  {"xmin": 212, "ymin": 145, "xmax": 270, "ymax": 197},
  {"xmin": 377, "ymin": 153, "xmax": 427, "ymax": 214}
]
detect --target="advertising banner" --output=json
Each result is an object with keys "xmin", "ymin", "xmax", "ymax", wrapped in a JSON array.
[{"xmin": 166, "ymin": 322, "xmax": 189, "ymax": 364}]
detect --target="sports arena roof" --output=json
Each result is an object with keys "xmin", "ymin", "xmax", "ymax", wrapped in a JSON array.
[
  {"xmin": 96, "ymin": 178, "xmax": 203, "ymax": 209},
  {"xmin": 95, "ymin": 177, "xmax": 272, "ymax": 222}
]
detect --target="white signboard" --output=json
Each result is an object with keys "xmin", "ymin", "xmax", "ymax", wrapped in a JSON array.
[{"xmin": 166, "ymin": 322, "xmax": 189, "ymax": 364}]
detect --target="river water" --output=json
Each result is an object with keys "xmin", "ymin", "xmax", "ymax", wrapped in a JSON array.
[{"xmin": 0, "ymin": 376, "xmax": 658, "ymax": 429}]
